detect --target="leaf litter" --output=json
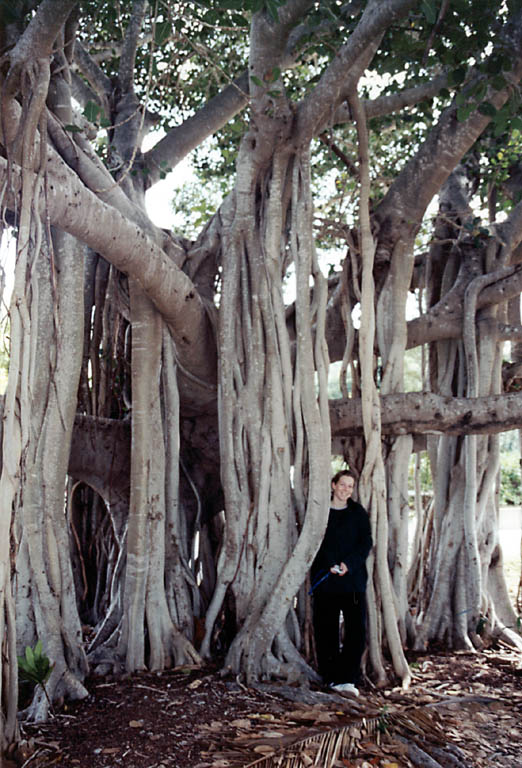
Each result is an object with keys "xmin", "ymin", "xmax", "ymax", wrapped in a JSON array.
[{"xmin": 9, "ymin": 645, "xmax": 522, "ymax": 768}]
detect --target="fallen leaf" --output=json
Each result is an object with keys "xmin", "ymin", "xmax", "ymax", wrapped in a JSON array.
[
  {"xmin": 189, "ymin": 679, "xmax": 203, "ymax": 689},
  {"xmin": 102, "ymin": 748, "xmax": 120, "ymax": 755},
  {"xmin": 175, "ymin": 664, "xmax": 201, "ymax": 673},
  {"xmin": 230, "ymin": 719, "xmax": 251, "ymax": 729},
  {"xmin": 253, "ymin": 744, "xmax": 276, "ymax": 754},
  {"xmin": 129, "ymin": 720, "xmax": 144, "ymax": 728},
  {"xmin": 313, "ymin": 711, "xmax": 339, "ymax": 723},
  {"xmin": 200, "ymin": 721, "xmax": 223, "ymax": 732}
]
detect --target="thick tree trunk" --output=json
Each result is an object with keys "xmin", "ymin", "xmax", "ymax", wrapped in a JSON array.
[
  {"xmin": 11, "ymin": 231, "xmax": 89, "ymax": 720},
  {"xmin": 201, "ymin": 137, "xmax": 330, "ymax": 682},
  {"xmin": 116, "ymin": 285, "xmax": 200, "ymax": 672},
  {"xmin": 413, "ymin": 172, "xmax": 522, "ymax": 651},
  {"xmin": 351, "ymin": 92, "xmax": 410, "ymax": 688}
]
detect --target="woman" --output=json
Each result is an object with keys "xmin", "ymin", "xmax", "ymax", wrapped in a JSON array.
[{"xmin": 311, "ymin": 470, "xmax": 372, "ymax": 695}]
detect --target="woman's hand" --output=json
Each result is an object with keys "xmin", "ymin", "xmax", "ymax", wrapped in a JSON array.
[{"xmin": 330, "ymin": 562, "xmax": 348, "ymax": 576}]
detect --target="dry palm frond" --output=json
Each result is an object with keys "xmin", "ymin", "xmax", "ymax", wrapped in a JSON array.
[
  {"xmin": 242, "ymin": 699, "xmax": 465, "ymax": 768},
  {"xmin": 243, "ymin": 716, "xmax": 382, "ymax": 768}
]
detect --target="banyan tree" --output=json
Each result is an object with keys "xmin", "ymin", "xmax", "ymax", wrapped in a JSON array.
[{"xmin": 1, "ymin": 0, "xmax": 522, "ymax": 752}]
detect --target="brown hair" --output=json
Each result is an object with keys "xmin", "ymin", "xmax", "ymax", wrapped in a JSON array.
[{"xmin": 331, "ymin": 469, "xmax": 356, "ymax": 484}]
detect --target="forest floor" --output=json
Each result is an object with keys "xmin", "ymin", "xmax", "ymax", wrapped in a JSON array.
[{"xmin": 10, "ymin": 644, "xmax": 522, "ymax": 768}]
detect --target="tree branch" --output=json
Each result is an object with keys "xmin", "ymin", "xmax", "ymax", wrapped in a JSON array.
[
  {"xmin": 119, "ymin": 0, "xmax": 148, "ymax": 92},
  {"xmin": 496, "ymin": 197, "xmax": 522, "ymax": 252},
  {"xmin": 323, "ymin": 260, "xmax": 522, "ymax": 362},
  {"xmin": 374, "ymin": 9, "xmax": 522, "ymax": 246},
  {"xmin": 330, "ymin": 391, "xmax": 522, "ymax": 438},
  {"xmin": 144, "ymin": 72, "xmax": 249, "ymax": 185},
  {"xmin": 4, "ymin": 0, "xmax": 79, "ymax": 98},
  {"xmin": 0, "ymin": 154, "xmax": 217, "ymax": 409},
  {"xmin": 296, "ymin": 0, "xmax": 417, "ymax": 141},
  {"xmin": 265, "ymin": 0, "xmax": 315, "ymax": 31},
  {"xmin": 407, "ymin": 265, "xmax": 522, "ymax": 349},
  {"xmin": 282, "ymin": 0, "xmax": 364, "ymax": 66},
  {"xmin": 498, "ymin": 323, "xmax": 522, "ymax": 342},
  {"xmin": 366, "ymin": 73, "xmax": 449, "ymax": 119},
  {"xmin": 332, "ymin": 74, "xmax": 449, "ymax": 125},
  {"xmin": 72, "ymin": 40, "xmax": 112, "ymax": 111}
]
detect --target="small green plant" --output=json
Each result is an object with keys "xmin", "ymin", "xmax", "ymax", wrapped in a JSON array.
[
  {"xmin": 377, "ymin": 705, "xmax": 390, "ymax": 734},
  {"xmin": 18, "ymin": 640, "xmax": 53, "ymax": 706},
  {"xmin": 476, "ymin": 614, "xmax": 488, "ymax": 635}
]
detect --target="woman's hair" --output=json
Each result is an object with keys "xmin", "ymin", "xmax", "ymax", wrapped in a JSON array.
[{"xmin": 331, "ymin": 469, "xmax": 356, "ymax": 484}]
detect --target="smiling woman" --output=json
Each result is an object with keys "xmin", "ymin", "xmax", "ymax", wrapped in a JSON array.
[{"xmin": 311, "ymin": 470, "xmax": 373, "ymax": 694}]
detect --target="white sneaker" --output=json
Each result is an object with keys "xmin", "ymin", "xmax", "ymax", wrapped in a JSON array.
[{"xmin": 331, "ymin": 682, "xmax": 359, "ymax": 696}]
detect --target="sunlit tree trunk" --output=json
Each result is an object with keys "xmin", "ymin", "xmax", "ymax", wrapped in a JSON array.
[
  {"xmin": 200, "ymin": 131, "xmax": 331, "ymax": 681},
  {"xmin": 414, "ymin": 171, "xmax": 522, "ymax": 651},
  {"xmin": 351, "ymin": 93, "xmax": 411, "ymax": 688},
  {"xmin": 11, "ymin": 229, "xmax": 89, "ymax": 720}
]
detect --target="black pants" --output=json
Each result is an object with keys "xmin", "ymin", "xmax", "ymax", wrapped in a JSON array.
[{"xmin": 313, "ymin": 591, "xmax": 366, "ymax": 685}]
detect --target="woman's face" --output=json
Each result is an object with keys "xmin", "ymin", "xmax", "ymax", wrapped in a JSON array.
[{"xmin": 331, "ymin": 475, "xmax": 355, "ymax": 506}]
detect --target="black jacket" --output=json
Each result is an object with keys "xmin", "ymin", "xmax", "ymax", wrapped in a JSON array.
[{"xmin": 311, "ymin": 500, "xmax": 372, "ymax": 595}]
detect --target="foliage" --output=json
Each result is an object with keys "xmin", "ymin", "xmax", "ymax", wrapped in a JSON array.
[
  {"xmin": 17, "ymin": 641, "xmax": 53, "ymax": 703},
  {"xmin": 408, "ymin": 451, "xmax": 433, "ymax": 504},
  {"xmin": 499, "ymin": 450, "xmax": 521, "ymax": 506},
  {"xmin": 407, "ymin": 445, "xmax": 522, "ymax": 507},
  {"xmin": 170, "ymin": 157, "xmax": 232, "ymax": 237}
]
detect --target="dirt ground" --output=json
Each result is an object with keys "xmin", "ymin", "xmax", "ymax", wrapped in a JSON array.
[{"xmin": 8, "ymin": 644, "xmax": 522, "ymax": 768}]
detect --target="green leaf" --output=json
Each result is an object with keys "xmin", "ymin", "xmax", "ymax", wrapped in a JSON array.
[
  {"xmin": 457, "ymin": 104, "xmax": 473, "ymax": 122},
  {"xmin": 83, "ymin": 100, "xmax": 101, "ymax": 123},
  {"xmin": 491, "ymin": 74, "xmax": 507, "ymax": 91},
  {"xmin": 486, "ymin": 56, "xmax": 503, "ymax": 75},
  {"xmin": 493, "ymin": 117, "xmax": 508, "ymax": 137},
  {"xmin": 266, "ymin": 0, "xmax": 279, "ymax": 21},
  {"xmin": 250, "ymin": 75, "xmax": 264, "ymax": 87},
  {"xmin": 501, "ymin": 54, "xmax": 513, "ymax": 72},
  {"xmin": 267, "ymin": 89, "xmax": 281, "ymax": 98},
  {"xmin": 154, "ymin": 20, "xmax": 170, "ymax": 46},
  {"xmin": 472, "ymin": 81, "xmax": 487, "ymax": 102},
  {"xmin": 421, "ymin": 0, "xmax": 438, "ymax": 24},
  {"xmin": 64, "ymin": 124, "xmax": 82, "ymax": 133},
  {"xmin": 478, "ymin": 101, "xmax": 496, "ymax": 117},
  {"xmin": 269, "ymin": 66, "xmax": 281, "ymax": 83},
  {"xmin": 18, "ymin": 642, "xmax": 53, "ymax": 687},
  {"xmin": 449, "ymin": 67, "xmax": 466, "ymax": 86}
]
